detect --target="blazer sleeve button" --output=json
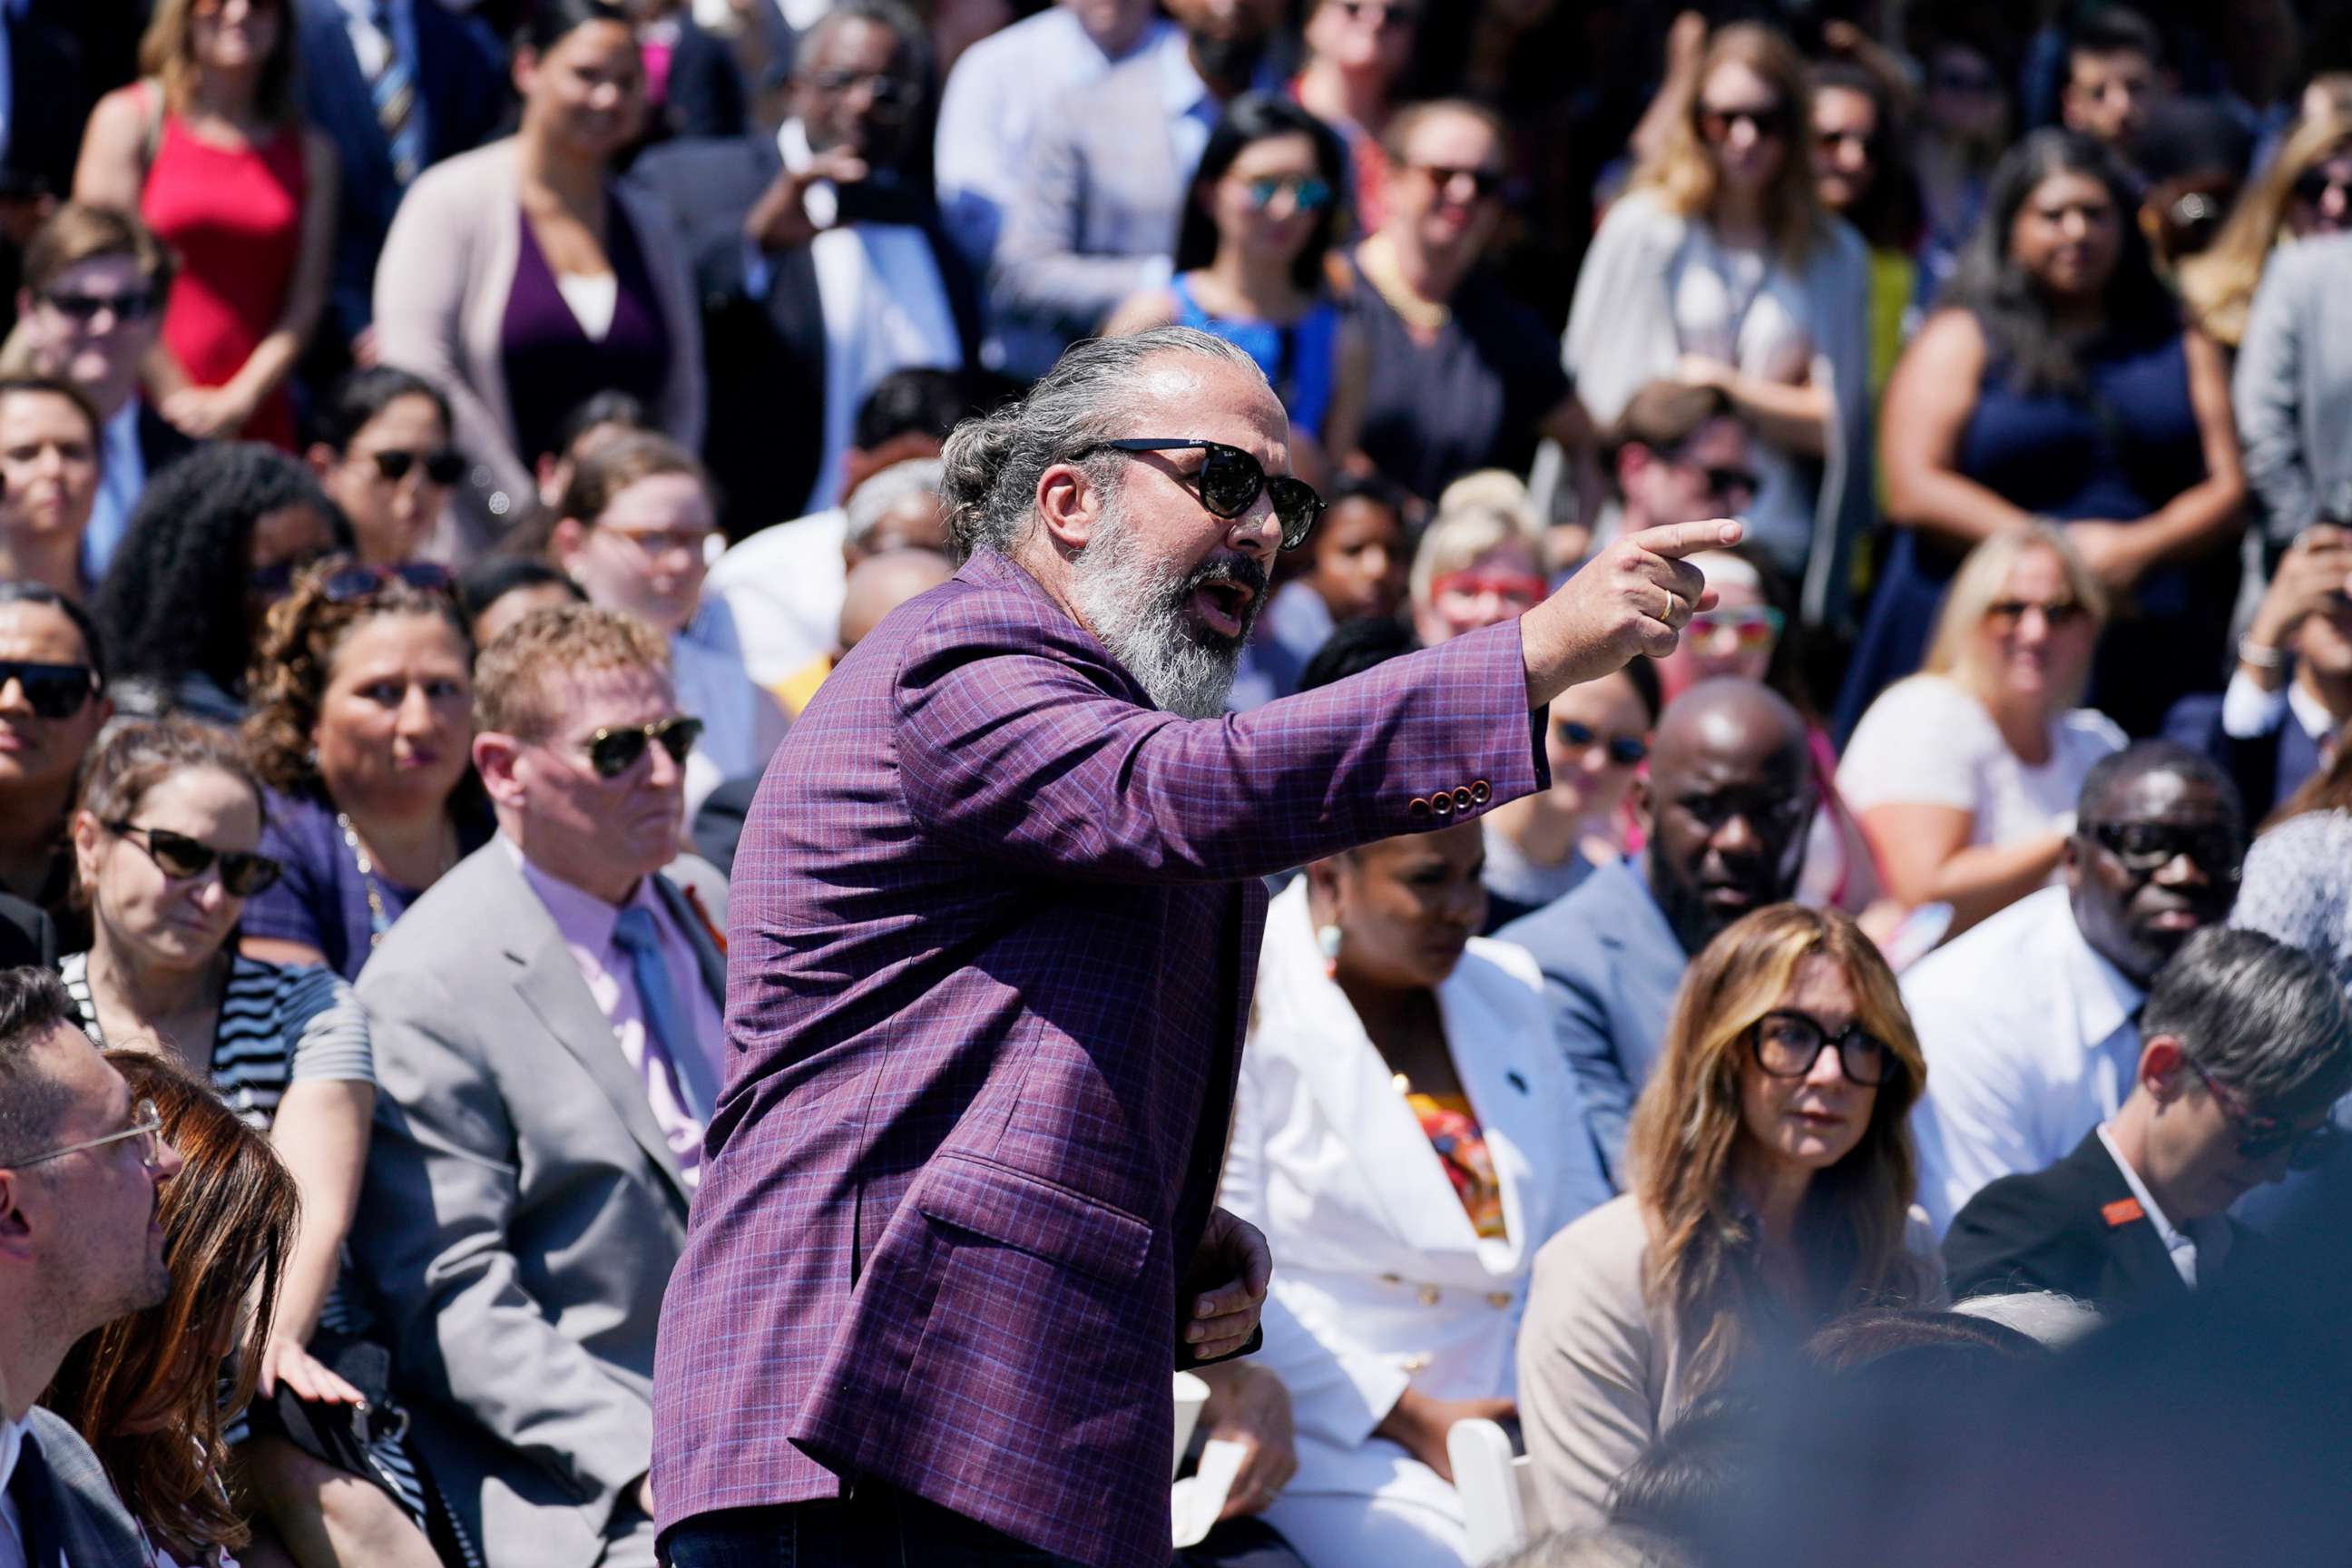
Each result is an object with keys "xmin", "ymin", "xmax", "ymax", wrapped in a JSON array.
[
  {"xmin": 1417, "ymin": 1285, "xmax": 1443, "ymax": 1307},
  {"xmin": 1485, "ymin": 1290, "xmax": 1514, "ymax": 1309},
  {"xmin": 1470, "ymin": 780, "xmax": 1492, "ymax": 805},
  {"xmin": 1407, "ymin": 797, "xmax": 1431, "ymax": 819},
  {"xmin": 1429, "ymin": 792, "xmax": 1453, "ymax": 817},
  {"xmin": 1452, "ymin": 786, "xmax": 1475, "ymax": 812}
]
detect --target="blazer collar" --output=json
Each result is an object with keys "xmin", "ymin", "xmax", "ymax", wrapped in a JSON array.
[
  {"xmin": 2061, "ymin": 1129, "xmax": 2190, "ymax": 1304},
  {"xmin": 1597, "ymin": 857, "xmax": 1684, "ymax": 957}
]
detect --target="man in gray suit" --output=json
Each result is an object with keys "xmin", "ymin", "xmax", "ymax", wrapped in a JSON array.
[
  {"xmin": 1498, "ymin": 681, "xmax": 1815, "ymax": 1189},
  {"xmin": 0, "ymin": 966, "xmax": 179, "ymax": 1567},
  {"xmin": 351, "ymin": 607, "xmax": 727, "ymax": 1568},
  {"xmin": 991, "ymin": 0, "xmax": 1284, "ymax": 378}
]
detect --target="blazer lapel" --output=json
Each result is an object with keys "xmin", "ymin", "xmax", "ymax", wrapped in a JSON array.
[
  {"xmin": 2068, "ymin": 1134, "xmax": 2192, "ymax": 1306},
  {"xmin": 1438, "ymin": 965, "xmax": 1548, "ymax": 1275},
  {"xmin": 653, "ymin": 874, "xmax": 726, "ymax": 1004}
]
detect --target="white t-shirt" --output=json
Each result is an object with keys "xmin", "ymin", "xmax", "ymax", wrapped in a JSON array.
[{"xmin": 1838, "ymin": 674, "xmax": 2125, "ymax": 853}]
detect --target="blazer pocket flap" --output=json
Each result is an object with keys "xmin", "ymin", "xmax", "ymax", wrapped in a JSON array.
[{"xmin": 913, "ymin": 1155, "xmax": 1152, "ymax": 1288}]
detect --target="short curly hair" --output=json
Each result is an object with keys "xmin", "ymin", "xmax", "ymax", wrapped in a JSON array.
[
  {"xmin": 242, "ymin": 555, "xmax": 476, "ymax": 798},
  {"xmin": 475, "ymin": 603, "xmax": 671, "ymax": 741}
]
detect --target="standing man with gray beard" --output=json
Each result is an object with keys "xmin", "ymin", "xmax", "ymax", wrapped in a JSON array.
[{"xmin": 651, "ymin": 326, "xmax": 1740, "ymax": 1567}]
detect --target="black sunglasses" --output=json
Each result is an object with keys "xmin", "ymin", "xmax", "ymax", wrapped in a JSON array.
[
  {"xmin": 581, "ymin": 715, "xmax": 703, "ymax": 779},
  {"xmin": 0, "ymin": 659, "xmax": 98, "ymax": 720},
  {"xmin": 1412, "ymin": 163, "xmax": 1506, "ymax": 201},
  {"xmin": 1749, "ymin": 1008, "xmax": 1897, "ymax": 1086},
  {"xmin": 106, "ymin": 820, "xmax": 283, "ymax": 897},
  {"xmin": 1554, "ymin": 719, "xmax": 1648, "ymax": 768},
  {"xmin": 2185, "ymin": 1056, "xmax": 2340, "ymax": 1171},
  {"xmin": 2293, "ymin": 167, "xmax": 2352, "ymax": 207},
  {"xmin": 1696, "ymin": 464, "xmax": 1760, "ymax": 505},
  {"xmin": 2089, "ymin": 820, "xmax": 2242, "ymax": 877},
  {"xmin": 1984, "ymin": 596, "xmax": 2089, "ymax": 632},
  {"xmin": 1073, "ymin": 439, "xmax": 1325, "ymax": 552},
  {"xmin": 321, "ymin": 561, "xmax": 456, "ymax": 603},
  {"xmin": 1700, "ymin": 103, "xmax": 1792, "ymax": 142},
  {"xmin": 368, "ymin": 447, "xmax": 466, "ymax": 486},
  {"xmin": 42, "ymin": 289, "xmax": 155, "ymax": 324}
]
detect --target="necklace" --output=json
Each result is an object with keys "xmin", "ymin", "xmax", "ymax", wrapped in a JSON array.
[
  {"xmin": 1355, "ymin": 232, "xmax": 1452, "ymax": 333},
  {"xmin": 337, "ymin": 811, "xmax": 394, "ymax": 949}
]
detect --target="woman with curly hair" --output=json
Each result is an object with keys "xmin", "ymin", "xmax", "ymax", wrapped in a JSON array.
[
  {"xmin": 44, "ymin": 1048, "xmax": 299, "ymax": 1567},
  {"xmin": 93, "ymin": 442, "xmax": 348, "ymax": 725},
  {"xmin": 1515, "ymin": 905, "xmax": 1942, "ymax": 1533},
  {"xmin": 240, "ymin": 555, "xmax": 487, "ymax": 981}
]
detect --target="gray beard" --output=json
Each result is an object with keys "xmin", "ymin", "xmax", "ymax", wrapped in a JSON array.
[{"xmin": 1069, "ymin": 505, "xmax": 1254, "ymax": 720}]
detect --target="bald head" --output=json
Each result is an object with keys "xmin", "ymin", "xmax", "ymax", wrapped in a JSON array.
[
  {"xmin": 1642, "ymin": 678, "xmax": 1816, "ymax": 954},
  {"xmin": 839, "ymin": 548, "xmax": 954, "ymax": 657}
]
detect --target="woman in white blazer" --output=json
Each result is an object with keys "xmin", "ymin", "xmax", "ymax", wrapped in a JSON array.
[{"xmin": 1220, "ymin": 820, "xmax": 1612, "ymax": 1568}]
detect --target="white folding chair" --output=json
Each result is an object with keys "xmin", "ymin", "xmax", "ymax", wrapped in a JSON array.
[{"xmin": 1448, "ymin": 1416, "xmax": 1544, "ymax": 1564}]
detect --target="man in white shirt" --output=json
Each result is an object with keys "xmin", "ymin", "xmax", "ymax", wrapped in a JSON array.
[
  {"xmin": 1945, "ymin": 926, "xmax": 2352, "ymax": 1312},
  {"xmin": 0, "ymin": 966, "xmax": 181, "ymax": 1567},
  {"xmin": 1906, "ymin": 742, "xmax": 2247, "ymax": 1232}
]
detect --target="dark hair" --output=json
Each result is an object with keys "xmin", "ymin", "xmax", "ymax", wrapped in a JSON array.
[
  {"xmin": 2076, "ymin": 739, "xmax": 2244, "ymax": 833},
  {"xmin": 853, "ymin": 368, "xmax": 970, "ymax": 453},
  {"xmin": 0, "ymin": 965, "xmax": 79, "ymax": 1166},
  {"xmin": 1944, "ymin": 129, "xmax": 2177, "ymax": 395},
  {"xmin": 74, "ymin": 718, "xmax": 268, "ymax": 915},
  {"xmin": 2132, "ymin": 97, "xmax": 2253, "ymax": 188},
  {"xmin": 1809, "ymin": 60, "xmax": 1926, "ymax": 252},
  {"xmin": 1298, "ymin": 616, "xmax": 1420, "ymax": 691},
  {"xmin": 307, "ymin": 367, "xmax": 453, "ymax": 456},
  {"xmin": 551, "ymin": 389, "xmax": 654, "ymax": 459},
  {"xmin": 515, "ymin": 0, "xmax": 632, "ymax": 55},
  {"xmin": 0, "ymin": 374, "xmax": 102, "ymax": 450},
  {"xmin": 2067, "ymin": 5, "xmax": 2163, "ymax": 69},
  {"xmin": 799, "ymin": 0, "xmax": 930, "ymax": 91},
  {"xmin": 1803, "ymin": 1306, "xmax": 2047, "ymax": 1372},
  {"xmin": 1620, "ymin": 650, "xmax": 1665, "ymax": 724},
  {"xmin": 1612, "ymin": 382, "xmax": 1741, "ymax": 463},
  {"xmin": 556, "ymin": 431, "xmax": 710, "ymax": 527},
  {"xmin": 21, "ymin": 203, "xmax": 174, "ymax": 299},
  {"xmin": 1320, "ymin": 469, "xmax": 1410, "ymax": 524},
  {"xmin": 95, "ymin": 444, "xmax": 350, "ymax": 701},
  {"xmin": 1605, "ymin": 1396, "xmax": 1763, "ymax": 1545},
  {"xmin": 2144, "ymin": 927, "xmax": 2352, "ymax": 1120},
  {"xmin": 0, "ymin": 581, "xmax": 106, "ymax": 681},
  {"xmin": 1175, "ymin": 93, "xmax": 1350, "ymax": 295},
  {"xmin": 456, "ymin": 558, "xmax": 587, "ymax": 631}
]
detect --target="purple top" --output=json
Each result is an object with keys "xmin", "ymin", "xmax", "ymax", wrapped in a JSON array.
[
  {"xmin": 243, "ymin": 789, "xmax": 493, "ymax": 982},
  {"xmin": 500, "ymin": 198, "xmax": 671, "ymax": 467}
]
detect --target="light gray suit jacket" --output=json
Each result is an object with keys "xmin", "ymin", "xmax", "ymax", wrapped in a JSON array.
[
  {"xmin": 988, "ymin": 48, "xmax": 1188, "ymax": 378},
  {"xmin": 2234, "ymin": 230, "xmax": 2352, "ymax": 545},
  {"xmin": 350, "ymin": 843, "xmax": 723, "ymax": 1568}
]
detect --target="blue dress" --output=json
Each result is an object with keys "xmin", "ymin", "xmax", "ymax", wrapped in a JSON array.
[
  {"xmin": 1170, "ymin": 273, "xmax": 1338, "ymax": 439},
  {"xmin": 1838, "ymin": 327, "xmax": 2234, "ymax": 740}
]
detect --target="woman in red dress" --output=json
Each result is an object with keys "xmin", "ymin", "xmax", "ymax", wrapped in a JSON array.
[{"xmin": 74, "ymin": 0, "xmax": 336, "ymax": 450}]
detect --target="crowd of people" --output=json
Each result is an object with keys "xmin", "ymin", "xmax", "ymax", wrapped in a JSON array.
[{"xmin": 3, "ymin": 0, "xmax": 2352, "ymax": 1564}]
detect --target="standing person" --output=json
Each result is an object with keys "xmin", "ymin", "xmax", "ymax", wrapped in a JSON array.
[
  {"xmin": 8, "ymin": 205, "xmax": 193, "ymax": 584},
  {"xmin": 1809, "ymin": 60, "xmax": 1921, "ymax": 401},
  {"xmin": 2057, "ymin": 7, "xmax": 2167, "ymax": 156},
  {"xmin": 651, "ymin": 326, "xmax": 1741, "ymax": 1565},
  {"xmin": 2179, "ymin": 112, "xmax": 2352, "ymax": 352},
  {"xmin": 1909, "ymin": 31, "xmax": 2011, "ymax": 306},
  {"xmin": 1848, "ymin": 130, "xmax": 2245, "ymax": 740},
  {"xmin": 1564, "ymin": 22, "xmax": 1871, "ymax": 626},
  {"xmin": 1515, "ymin": 906, "xmax": 1941, "ymax": 1532},
  {"xmin": 1290, "ymin": 0, "xmax": 1417, "ymax": 232},
  {"xmin": 0, "ymin": 378, "xmax": 103, "ymax": 603},
  {"xmin": 373, "ymin": 0, "xmax": 704, "ymax": 547},
  {"xmin": 303, "ymin": 369, "xmax": 462, "ymax": 567},
  {"xmin": 2235, "ymin": 228, "xmax": 2352, "ymax": 562},
  {"xmin": 71, "ymin": 0, "xmax": 338, "ymax": 450},
  {"xmin": 0, "ymin": 966, "xmax": 181, "ymax": 1568}
]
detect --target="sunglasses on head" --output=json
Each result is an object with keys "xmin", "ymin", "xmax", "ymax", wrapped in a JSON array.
[
  {"xmin": 0, "ymin": 659, "xmax": 98, "ymax": 720},
  {"xmin": 2088, "ymin": 820, "xmax": 2241, "ymax": 877},
  {"xmin": 1073, "ymin": 439, "xmax": 1326, "ymax": 552},
  {"xmin": 1241, "ymin": 174, "xmax": 1334, "ymax": 213},
  {"xmin": 1700, "ymin": 103, "xmax": 1791, "ymax": 143},
  {"xmin": 1553, "ymin": 719, "xmax": 1648, "ymax": 768},
  {"xmin": 42, "ymin": 289, "xmax": 154, "ymax": 324},
  {"xmin": 107, "ymin": 820, "xmax": 283, "ymax": 897},
  {"xmin": 2184, "ymin": 1055, "xmax": 2340, "ymax": 1170},
  {"xmin": 580, "ymin": 715, "xmax": 703, "ymax": 780},
  {"xmin": 368, "ymin": 447, "xmax": 466, "ymax": 486},
  {"xmin": 320, "ymin": 561, "xmax": 456, "ymax": 603}
]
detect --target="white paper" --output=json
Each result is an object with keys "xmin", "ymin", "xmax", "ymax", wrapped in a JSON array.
[{"xmin": 1171, "ymin": 1437, "xmax": 1251, "ymax": 1547}]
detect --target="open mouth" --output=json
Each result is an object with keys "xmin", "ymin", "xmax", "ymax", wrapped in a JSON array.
[{"xmin": 1190, "ymin": 579, "xmax": 1258, "ymax": 640}]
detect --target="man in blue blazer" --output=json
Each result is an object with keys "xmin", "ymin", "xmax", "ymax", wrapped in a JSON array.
[{"xmin": 1498, "ymin": 681, "xmax": 1815, "ymax": 1189}]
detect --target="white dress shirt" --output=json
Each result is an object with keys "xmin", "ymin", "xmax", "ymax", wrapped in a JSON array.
[
  {"xmin": 2094, "ymin": 1122, "xmax": 2230, "ymax": 1289},
  {"xmin": 704, "ymin": 507, "xmax": 847, "ymax": 690},
  {"xmin": 1905, "ymin": 885, "xmax": 2147, "ymax": 1233},
  {"xmin": 2219, "ymin": 665, "xmax": 2341, "ymax": 752}
]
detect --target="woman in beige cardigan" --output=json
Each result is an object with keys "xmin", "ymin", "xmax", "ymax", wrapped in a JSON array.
[
  {"xmin": 1515, "ymin": 906, "xmax": 1945, "ymax": 1533},
  {"xmin": 374, "ymin": 0, "xmax": 702, "ymax": 551}
]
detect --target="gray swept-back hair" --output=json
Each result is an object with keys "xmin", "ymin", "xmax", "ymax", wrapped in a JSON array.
[
  {"xmin": 938, "ymin": 328, "xmax": 1266, "ymax": 563},
  {"xmin": 2146, "ymin": 926, "xmax": 2352, "ymax": 1118}
]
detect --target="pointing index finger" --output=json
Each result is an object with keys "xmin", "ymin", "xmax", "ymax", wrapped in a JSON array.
[{"xmin": 1627, "ymin": 518, "xmax": 1744, "ymax": 562}]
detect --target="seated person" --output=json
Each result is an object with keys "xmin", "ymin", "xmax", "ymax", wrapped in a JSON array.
[
  {"xmin": 1499, "ymin": 681, "xmax": 1817, "ymax": 1190},
  {"xmin": 1230, "ymin": 471, "xmax": 1409, "ymax": 710},
  {"xmin": 2164, "ymin": 523, "xmax": 2352, "ymax": 815},
  {"xmin": 0, "ymin": 583, "xmax": 109, "ymax": 946},
  {"xmin": 1517, "ymin": 906, "xmax": 1942, "ymax": 1533},
  {"xmin": 773, "ymin": 547, "xmax": 953, "ymax": 722},
  {"xmin": 349, "ymin": 605, "xmax": 727, "ymax": 1568},
  {"xmin": 303, "ymin": 368, "xmax": 462, "ymax": 568},
  {"xmin": 2233, "ymin": 743, "xmax": 2352, "ymax": 996},
  {"xmin": 1905, "ymin": 742, "xmax": 2246, "ymax": 1232},
  {"xmin": 1840, "ymin": 523, "xmax": 2124, "ymax": 939},
  {"xmin": 455, "ymin": 558, "xmax": 587, "ymax": 652},
  {"xmin": 1480, "ymin": 657, "xmax": 1660, "ymax": 932},
  {"xmin": 1407, "ymin": 475, "xmax": 1549, "ymax": 647},
  {"xmin": 1218, "ymin": 638, "xmax": 1610, "ymax": 1568},
  {"xmin": 0, "ymin": 376, "xmax": 103, "ymax": 603},
  {"xmin": 1945, "ymin": 927, "xmax": 2352, "ymax": 1311},
  {"xmin": 768, "ymin": 460, "xmax": 948, "ymax": 716}
]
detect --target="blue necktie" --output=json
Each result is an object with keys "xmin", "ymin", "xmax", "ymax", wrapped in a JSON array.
[
  {"xmin": 10, "ymin": 1426, "xmax": 65, "ymax": 1568},
  {"xmin": 612, "ymin": 905, "xmax": 718, "ymax": 1123}
]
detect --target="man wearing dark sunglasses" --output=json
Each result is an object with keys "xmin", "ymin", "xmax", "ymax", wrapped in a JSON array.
[
  {"xmin": 1947, "ymin": 927, "xmax": 2352, "ymax": 1312},
  {"xmin": 348, "ymin": 606, "xmax": 728, "ymax": 1568},
  {"xmin": 654, "ymin": 326, "xmax": 1743, "ymax": 1567}
]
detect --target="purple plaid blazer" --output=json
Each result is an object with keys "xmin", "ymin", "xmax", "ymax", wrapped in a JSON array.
[{"xmin": 652, "ymin": 549, "xmax": 1544, "ymax": 1566}]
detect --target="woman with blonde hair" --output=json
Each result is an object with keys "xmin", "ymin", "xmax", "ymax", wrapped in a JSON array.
[
  {"xmin": 2179, "ymin": 112, "xmax": 2352, "ymax": 350},
  {"xmin": 1516, "ymin": 904, "xmax": 1940, "ymax": 1532},
  {"xmin": 1564, "ymin": 21, "xmax": 1871, "ymax": 625},
  {"xmin": 72, "ymin": 0, "xmax": 338, "ymax": 448},
  {"xmin": 1407, "ymin": 470, "xmax": 1548, "ymax": 646},
  {"xmin": 1838, "ymin": 523, "xmax": 2124, "ymax": 936}
]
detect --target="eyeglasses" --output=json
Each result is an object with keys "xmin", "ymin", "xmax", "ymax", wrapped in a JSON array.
[
  {"xmin": 2087, "ymin": 820, "xmax": 2241, "ymax": 877},
  {"xmin": 1984, "ymin": 596, "xmax": 2089, "ymax": 632},
  {"xmin": 1553, "ymin": 719, "xmax": 1648, "ymax": 768},
  {"xmin": 0, "ymin": 659, "xmax": 98, "ymax": 720},
  {"xmin": 1073, "ymin": 438, "xmax": 1326, "ymax": 552},
  {"xmin": 1334, "ymin": 0, "xmax": 1418, "ymax": 29},
  {"xmin": 321, "ymin": 560, "xmax": 456, "ymax": 603},
  {"xmin": 1699, "ymin": 103, "xmax": 1792, "ymax": 144},
  {"xmin": 578, "ymin": 714, "xmax": 703, "ymax": 780},
  {"xmin": 1411, "ymin": 164, "xmax": 1506, "ymax": 203},
  {"xmin": 106, "ymin": 820, "xmax": 284, "ymax": 897},
  {"xmin": 366, "ymin": 447, "xmax": 466, "ymax": 486},
  {"xmin": 1691, "ymin": 462, "xmax": 1761, "ymax": 506},
  {"xmin": 1749, "ymin": 1009, "xmax": 1896, "ymax": 1086},
  {"xmin": 1240, "ymin": 174, "xmax": 1334, "ymax": 213},
  {"xmin": 2183, "ymin": 1055, "xmax": 2339, "ymax": 1171},
  {"xmin": 41, "ymin": 289, "xmax": 155, "ymax": 324},
  {"xmin": 11, "ymin": 1099, "xmax": 168, "ymax": 1171},
  {"xmin": 1687, "ymin": 604, "xmax": 1783, "ymax": 652},
  {"xmin": 1814, "ymin": 126, "xmax": 1875, "ymax": 157},
  {"xmin": 1431, "ymin": 568, "xmax": 1549, "ymax": 610}
]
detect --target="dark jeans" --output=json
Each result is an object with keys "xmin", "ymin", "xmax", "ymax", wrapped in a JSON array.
[{"xmin": 662, "ymin": 1488, "xmax": 1086, "ymax": 1568}]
